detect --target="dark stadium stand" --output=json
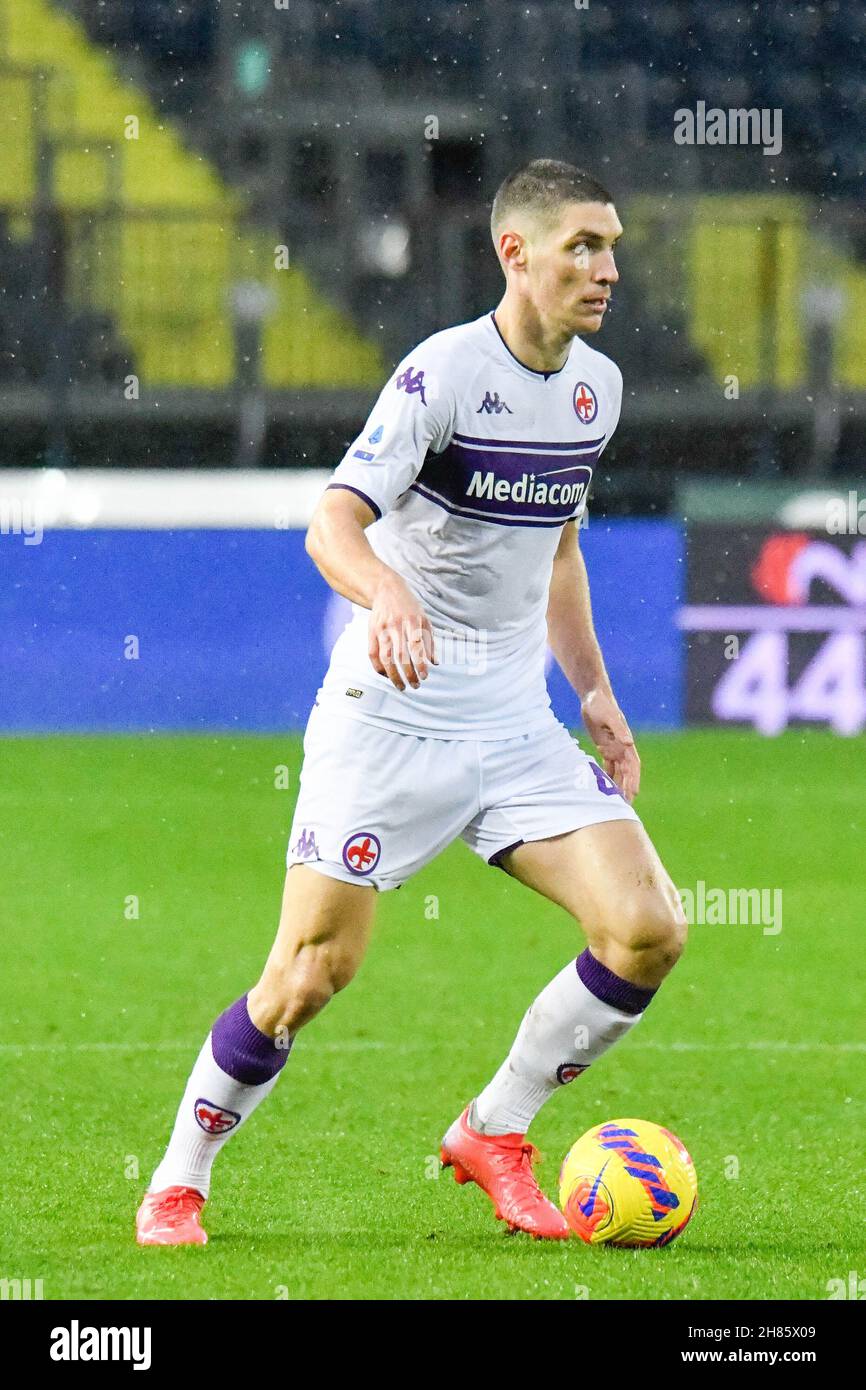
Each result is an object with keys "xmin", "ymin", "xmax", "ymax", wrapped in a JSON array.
[
  {"xmin": 0, "ymin": 209, "xmax": 133, "ymax": 385},
  {"xmin": 66, "ymin": 0, "xmax": 866, "ymax": 363},
  {"xmin": 70, "ymin": 0, "xmax": 864, "ymax": 196},
  {"xmin": 1, "ymin": 0, "xmax": 863, "ymax": 480}
]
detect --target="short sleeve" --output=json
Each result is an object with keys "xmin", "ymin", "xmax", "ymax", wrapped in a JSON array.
[{"xmin": 327, "ymin": 340, "xmax": 456, "ymax": 520}]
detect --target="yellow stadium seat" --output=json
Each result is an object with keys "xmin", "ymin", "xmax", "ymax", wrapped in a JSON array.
[
  {"xmin": 0, "ymin": 0, "xmax": 384, "ymax": 386},
  {"xmin": 630, "ymin": 192, "xmax": 866, "ymax": 389}
]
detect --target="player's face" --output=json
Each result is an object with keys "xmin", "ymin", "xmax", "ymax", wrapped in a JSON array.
[{"xmin": 531, "ymin": 201, "xmax": 622, "ymax": 336}]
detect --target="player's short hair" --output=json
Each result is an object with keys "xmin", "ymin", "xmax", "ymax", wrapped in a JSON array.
[{"xmin": 490, "ymin": 159, "xmax": 615, "ymax": 245}]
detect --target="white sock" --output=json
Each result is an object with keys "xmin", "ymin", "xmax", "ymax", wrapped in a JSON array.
[
  {"xmin": 472, "ymin": 950, "xmax": 657, "ymax": 1136},
  {"xmin": 148, "ymin": 1035, "xmax": 281, "ymax": 1199}
]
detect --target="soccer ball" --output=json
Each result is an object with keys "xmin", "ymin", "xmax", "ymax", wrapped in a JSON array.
[{"xmin": 559, "ymin": 1118, "xmax": 698, "ymax": 1247}]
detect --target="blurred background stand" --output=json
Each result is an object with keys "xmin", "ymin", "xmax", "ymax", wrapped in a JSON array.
[
  {"xmin": 229, "ymin": 277, "xmax": 275, "ymax": 469},
  {"xmin": 801, "ymin": 281, "xmax": 846, "ymax": 478}
]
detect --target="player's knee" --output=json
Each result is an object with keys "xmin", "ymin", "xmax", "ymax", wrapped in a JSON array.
[
  {"xmin": 253, "ymin": 945, "xmax": 356, "ymax": 1033},
  {"xmin": 620, "ymin": 891, "xmax": 687, "ymax": 975},
  {"xmin": 251, "ymin": 973, "xmax": 333, "ymax": 1035}
]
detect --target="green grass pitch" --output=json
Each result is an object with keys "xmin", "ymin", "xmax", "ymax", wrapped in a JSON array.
[{"xmin": 1, "ymin": 729, "xmax": 863, "ymax": 1301}]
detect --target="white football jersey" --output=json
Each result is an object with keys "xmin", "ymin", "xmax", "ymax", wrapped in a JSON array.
[{"xmin": 316, "ymin": 310, "xmax": 622, "ymax": 738}]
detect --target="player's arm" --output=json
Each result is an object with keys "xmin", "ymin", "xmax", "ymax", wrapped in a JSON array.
[
  {"xmin": 305, "ymin": 485, "xmax": 435, "ymax": 693},
  {"xmin": 546, "ymin": 520, "xmax": 641, "ymax": 801},
  {"xmin": 307, "ymin": 341, "xmax": 454, "ymax": 692}
]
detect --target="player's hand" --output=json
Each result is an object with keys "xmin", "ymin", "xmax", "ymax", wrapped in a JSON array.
[
  {"xmin": 368, "ymin": 573, "xmax": 437, "ymax": 691},
  {"xmin": 580, "ymin": 687, "xmax": 641, "ymax": 803}
]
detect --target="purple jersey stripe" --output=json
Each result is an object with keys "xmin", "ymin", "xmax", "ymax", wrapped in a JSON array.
[
  {"xmin": 413, "ymin": 438, "xmax": 596, "ymax": 524},
  {"xmin": 442, "ymin": 444, "xmax": 599, "ymax": 472},
  {"xmin": 326, "ymin": 483, "xmax": 382, "ymax": 521},
  {"xmin": 452, "ymin": 431, "xmax": 606, "ymax": 452},
  {"xmin": 409, "ymin": 482, "xmax": 577, "ymax": 527}
]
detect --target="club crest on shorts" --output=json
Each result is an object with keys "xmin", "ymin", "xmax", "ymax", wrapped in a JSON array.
[
  {"xmin": 556, "ymin": 1062, "xmax": 589, "ymax": 1085},
  {"xmin": 194, "ymin": 1098, "xmax": 241, "ymax": 1134},
  {"xmin": 342, "ymin": 831, "xmax": 381, "ymax": 875},
  {"xmin": 573, "ymin": 381, "xmax": 598, "ymax": 424}
]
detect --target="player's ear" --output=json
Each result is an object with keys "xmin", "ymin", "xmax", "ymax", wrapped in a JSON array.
[{"xmin": 499, "ymin": 229, "xmax": 527, "ymax": 271}]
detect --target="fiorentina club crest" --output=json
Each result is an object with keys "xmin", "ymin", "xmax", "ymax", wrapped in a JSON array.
[
  {"xmin": 342, "ymin": 831, "xmax": 381, "ymax": 875},
  {"xmin": 194, "ymin": 1098, "xmax": 241, "ymax": 1135},
  {"xmin": 572, "ymin": 381, "xmax": 598, "ymax": 424}
]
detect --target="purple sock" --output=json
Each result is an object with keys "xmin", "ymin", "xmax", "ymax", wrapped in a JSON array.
[
  {"xmin": 211, "ymin": 993, "xmax": 292, "ymax": 1085},
  {"xmin": 576, "ymin": 948, "xmax": 657, "ymax": 1016}
]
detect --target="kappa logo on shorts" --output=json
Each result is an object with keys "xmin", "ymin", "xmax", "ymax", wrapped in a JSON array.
[
  {"xmin": 194, "ymin": 1098, "xmax": 241, "ymax": 1134},
  {"xmin": 556, "ymin": 1062, "xmax": 589, "ymax": 1085},
  {"xmin": 293, "ymin": 827, "xmax": 320, "ymax": 860},
  {"xmin": 342, "ymin": 831, "xmax": 382, "ymax": 875}
]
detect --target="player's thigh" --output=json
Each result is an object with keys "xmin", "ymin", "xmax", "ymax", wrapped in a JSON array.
[
  {"xmin": 255, "ymin": 863, "xmax": 377, "ymax": 1004},
  {"xmin": 502, "ymin": 819, "xmax": 686, "ymax": 965}
]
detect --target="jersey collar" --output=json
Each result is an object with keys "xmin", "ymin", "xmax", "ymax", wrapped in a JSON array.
[{"xmin": 488, "ymin": 311, "xmax": 571, "ymax": 382}]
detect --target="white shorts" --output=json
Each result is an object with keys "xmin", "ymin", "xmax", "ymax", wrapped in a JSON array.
[{"xmin": 286, "ymin": 705, "xmax": 640, "ymax": 892}]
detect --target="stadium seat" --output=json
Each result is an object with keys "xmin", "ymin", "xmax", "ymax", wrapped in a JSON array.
[{"xmin": 0, "ymin": 0, "xmax": 384, "ymax": 388}]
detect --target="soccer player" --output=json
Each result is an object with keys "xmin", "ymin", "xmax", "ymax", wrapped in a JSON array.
[{"xmin": 137, "ymin": 159, "xmax": 687, "ymax": 1245}]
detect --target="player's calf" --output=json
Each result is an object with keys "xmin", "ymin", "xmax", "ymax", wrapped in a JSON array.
[
  {"xmin": 247, "ymin": 944, "xmax": 353, "ymax": 1036},
  {"xmin": 137, "ymin": 866, "xmax": 376, "ymax": 1243},
  {"xmin": 248, "ymin": 865, "xmax": 376, "ymax": 1034},
  {"xmin": 466, "ymin": 825, "xmax": 687, "ymax": 1142}
]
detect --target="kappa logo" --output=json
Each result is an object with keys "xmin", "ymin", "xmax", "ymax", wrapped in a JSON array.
[
  {"xmin": 194, "ymin": 1098, "xmax": 241, "ymax": 1135},
  {"xmin": 476, "ymin": 391, "xmax": 512, "ymax": 415},
  {"xmin": 342, "ymin": 831, "xmax": 381, "ymax": 875},
  {"xmin": 395, "ymin": 366, "xmax": 427, "ymax": 405},
  {"xmin": 573, "ymin": 381, "xmax": 598, "ymax": 424},
  {"xmin": 293, "ymin": 827, "xmax": 319, "ymax": 860},
  {"xmin": 368, "ymin": 424, "xmax": 383, "ymax": 443}
]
